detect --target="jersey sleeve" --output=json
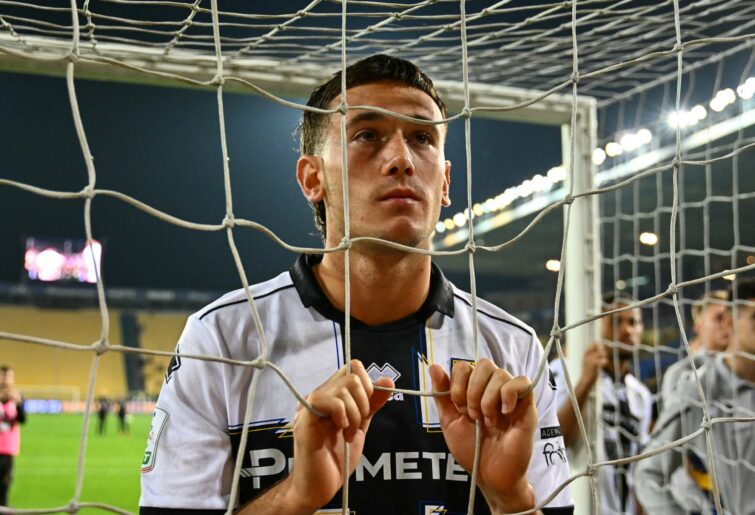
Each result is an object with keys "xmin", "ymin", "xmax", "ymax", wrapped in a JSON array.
[
  {"xmin": 633, "ymin": 383, "xmax": 692, "ymax": 515},
  {"xmin": 525, "ymin": 336, "xmax": 574, "ymax": 511},
  {"xmin": 140, "ymin": 315, "xmax": 235, "ymax": 510}
]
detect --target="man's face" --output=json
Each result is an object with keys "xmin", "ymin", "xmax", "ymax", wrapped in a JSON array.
[
  {"xmin": 730, "ymin": 299, "xmax": 755, "ymax": 355},
  {"xmin": 695, "ymin": 303, "xmax": 730, "ymax": 352},
  {"xmin": 300, "ymin": 81, "xmax": 451, "ymax": 249},
  {"xmin": 601, "ymin": 304, "xmax": 643, "ymax": 357},
  {"xmin": 0, "ymin": 369, "xmax": 11, "ymax": 388}
]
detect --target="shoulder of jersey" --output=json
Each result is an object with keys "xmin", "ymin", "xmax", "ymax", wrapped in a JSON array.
[
  {"xmin": 194, "ymin": 270, "xmax": 295, "ymax": 322},
  {"xmin": 450, "ymin": 284, "xmax": 536, "ymax": 340},
  {"xmin": 625, "ymin": 372, "xmax": 653, "ymax": 398}
]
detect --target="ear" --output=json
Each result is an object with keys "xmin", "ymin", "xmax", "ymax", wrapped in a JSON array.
[
  {"xmin": 441, "ymin": 160, "xmax": 451, "ymax": 207},
  {"xmin": 297, "ymin": 155, "xmax": 326, "ymax": 203}
]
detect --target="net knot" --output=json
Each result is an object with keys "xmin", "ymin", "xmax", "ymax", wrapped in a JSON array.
[
  {"xmin": 80, "ymin": 185, "xmax": 95, "ymax": 199},
  {"xmin": 65, "ymin": 50, "xmax": 79, "ymax": 63},
  {"xmin": 667, "ymin": 283, "xmax": 679, "ymax": 296},
  {"xmin": 562, "ymin": 193, "xmax": 574, "ymax": 205},
  {"xmin": 296, "ymin": 9, "xmax": 308, "ymax": 18},
  {"xmin": 251, "ymin": 357, "xmax": 268, "ymax": 369},
  {"xmin": 464, "ymin": 241, "xmax": 477, "ymax": 254},
  {"xmin": 585, "ymin": 463, "xmax": 597, "ymax": 476},
  {"xmin": 339, "ymin": 237, "xmax": 352, "ymax": 250},
  {"xmin": 699, "ymin": 417, "xmax": 712, "ymax": 431},
  {"xmin": 223, "ymin": 215, "xmax": 236, "ymax": 228},
  {"xmin": 211, "ymin": 73, "xmax": 225, "ymax": 87},
  {"xmin": 461, "ymin": 107, "xmax": 472, "ymax": 119},
  {"xmin": 92, "ymin": 339, "xmax": 109, "ymax": 355},
  {"xmin": 66, "ymin": 500, "xmax": 80, "ymax": 514},
  {"xmin": 336, "ymin": 103, "xmax": 348, "ymax": 115},
  {"xmin": 571, "ymin": 71, "xmax": 580, "ymax": 84},
  {"xmin": 550, "ymin": 326, "xmax": 563, "ymax": 340}
]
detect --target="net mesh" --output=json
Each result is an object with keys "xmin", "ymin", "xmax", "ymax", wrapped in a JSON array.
[{"xmin": 0, "ymin": 0, "xmax": 754, "ymax": 514}]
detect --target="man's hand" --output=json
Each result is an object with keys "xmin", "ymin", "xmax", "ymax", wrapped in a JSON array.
[
  {"xmin": 579, "ymin": 343, "xmax": 608, "ymax": 387},
  {"xmin": 429, "ymin": 359, "xmax": 537, "ymax": 515},
  {"xmin": 287, "ymin": 359, "xmax": 394, "ymax": 512}
]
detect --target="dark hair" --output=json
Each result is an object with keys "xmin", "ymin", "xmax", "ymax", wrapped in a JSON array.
[
  {"xmin": 602, "ymin": 292, "xmax": 637, "ymax": 308},
  {"xmin": 729, "ymin": 277, "xmax": 755, "ymax": 303},
  {"xmin": 299, "ymin": 54, "xmax": 447, "ymax": 241}
]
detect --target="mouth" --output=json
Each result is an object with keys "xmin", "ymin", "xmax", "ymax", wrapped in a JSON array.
[{"xmin": 379, "ymin": 189, "xmax": 421, "ymax": 203}]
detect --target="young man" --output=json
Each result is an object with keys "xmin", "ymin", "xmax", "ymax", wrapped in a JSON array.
[
  {"xmin": 549, "ymin": 296, "xmax": 652, "ymax": 514},
  {"xmin": 139, "ymin": 55, "xmax": 573, "ymax": 514},
  {"xmin": 0, "ymin": 366, "xmax": 26, "ymax": 507},
  {"xmin": 634, "ymin": 278, "xmax": 755, "ymax": 515},
  {"xmin": 660, "ymin": 290, "xmax": 730, "ymax": 401}
]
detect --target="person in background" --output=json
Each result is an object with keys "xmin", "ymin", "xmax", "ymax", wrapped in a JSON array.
[
  {"xmin": 634, "ymin": 277, "xmax": 755, "ymax": 515},
  {"xmin": 550, "ymin": 294, "xmax": 653, "ymax": 514},
  {"xmin": 0, "ymin": 366, "xmax": 26, "ymax": 506},
  {"xmin": 97, "ymin": 396, "xmax": 110, "ymax": 435},
  {"xmin": 117, "ymin": 399, "xmax": 129, "ymax": 434},
  {"xmin": 661, "ymin": 290, "xmax": 730, "ymax": 400}
]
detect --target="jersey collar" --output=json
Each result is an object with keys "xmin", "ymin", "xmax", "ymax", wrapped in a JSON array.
[{"xmin": 289, "ymin": 253, "xmax": 454, "ymax": 328}]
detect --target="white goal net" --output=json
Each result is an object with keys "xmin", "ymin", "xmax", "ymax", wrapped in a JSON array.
[{"xmin": 0, "ymin": 1, "xmax": 753, "ymax": 514}]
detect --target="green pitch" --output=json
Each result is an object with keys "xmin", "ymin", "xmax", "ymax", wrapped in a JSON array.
[{"xmin": 9, "ymin": 413, "xmax": 151, "ymax": 513}]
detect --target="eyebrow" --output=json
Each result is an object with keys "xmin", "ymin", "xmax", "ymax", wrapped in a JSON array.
[{"xmin": 344, "ymin": 111, "xmax": 441, "ymax": 133}]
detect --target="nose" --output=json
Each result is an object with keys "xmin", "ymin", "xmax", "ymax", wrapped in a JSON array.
[{"xmin": 381, "ymin": 135, "xmax": 415, "ymax": 177}]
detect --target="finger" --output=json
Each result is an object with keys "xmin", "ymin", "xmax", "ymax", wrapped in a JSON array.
[
  {"xmin": 349, "ymin": 360, "xmax": 374, "ymax": 404},
  {"xmin": 480, "ymin": 368, "xmax": 513, "ymax": 427},
  {"xmin": 369, "ymin": 376, "xmax": 394, "ymax": 414},
  {"xmin": 343, "ymin": 373, "xmax": 370, "ymax": 418},
  {"xmin": 339, "ymin": 389, "xmax": 363, "ymax": 442},
  {"xmin": 449, "ymin": 360, "xmax": 473, "ymax": 415},
  {"xmin": 429, "ymin": 364, "xmax": 458, "ymax": 428},
  {"xmin": 500, "ymin": 376, "xmax": 535, "ymax": 415},
  {"xmin": 466, "ymin": 358, "xmax": 497, "ymax": 422},
  {"xmin": 309, "ymin": 390, "xmax": 349, "ymax": 428},
  {"xmin": 361, "ymin": 376, "xmax": 394, "ymax": 432}
]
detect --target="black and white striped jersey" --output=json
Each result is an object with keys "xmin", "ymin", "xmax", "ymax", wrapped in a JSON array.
[
  {"xmin": 140, "ymin": 254, "xmax": 574, "ymax": 514},
  {"xmin": 550, "ymin": 359, "xmax": 652, "ymax": 514}
]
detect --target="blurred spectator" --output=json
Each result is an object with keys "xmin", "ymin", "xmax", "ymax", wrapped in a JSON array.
[{"xmin": 0, "ymin": 366, "xmax": 26, "ymax": 506}]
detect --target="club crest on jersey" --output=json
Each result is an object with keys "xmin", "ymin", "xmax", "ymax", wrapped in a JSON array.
[{"xmin": 366, "ymin": 362, "xmax": 403, "ymax": 401}]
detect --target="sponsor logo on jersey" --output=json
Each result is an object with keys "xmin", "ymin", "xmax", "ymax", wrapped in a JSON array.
[
  {"xmin": 164, "ymin": 345, "xmax": 182, "ymax": 384},
  {"xmin": 366, "ymin": 362, "xmax": 404, "ymax": 401},
  {"xmin": 141, "ymin": 408, "xmax": 168, "ymax": 473},
  {"xmin": 241, "ymin": 449, "xmax": 470, "ymax": 489},
  {"xmin": 540, "ymin": 426, "xmax": 563, "ymax": 439},
  {"xmin": 423, "ymin": 504, "xmax": 448, "ymax": 514},
  {"xmin": 542, "ymin": 442, "xmax": 566, "ymax": 467}
]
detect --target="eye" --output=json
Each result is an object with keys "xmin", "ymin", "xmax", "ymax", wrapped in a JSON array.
[
  {"xmin": 354, "ymin": 129, "xmax": 378, "ymax": 142},
  {"xmin": 413, "ymin": 131, "xmax": 433, "ymax": 145}
]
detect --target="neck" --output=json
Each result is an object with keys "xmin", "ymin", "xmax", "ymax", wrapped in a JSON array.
[
  {"xmin": 313, "ymin": 242, "xmax": 432, "ymax": 326},
  {"xmin": 725, "ymin": 353, "xmax": 755, "ymax": 384},
  {"xmin": 688, "ymin": 338, "xmax": 702, "ymax": 355},
  {"xmin": 603, "ymin": 358, "xmax": 631, "ymax": 380}
]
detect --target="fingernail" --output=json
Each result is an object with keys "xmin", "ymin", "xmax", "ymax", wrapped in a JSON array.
[
  {"xmin": 501, "ymin": 402, "xmax": 511, "ymax": 414},
  {"xmin": 468, "ymin": 408, "xmax": 480, "ymax": 420},
  {"xmin": 484, "ymin": 416, "xmax": 493, "ymax": 427}
]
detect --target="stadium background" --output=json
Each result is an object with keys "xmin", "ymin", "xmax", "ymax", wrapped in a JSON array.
[{"xmin": 1, "ymin": 1, "xmax": 753, "ymax": 512}]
